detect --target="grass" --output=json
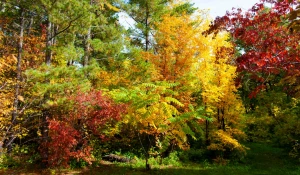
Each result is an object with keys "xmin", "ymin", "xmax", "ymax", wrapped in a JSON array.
[{"xmin": 0, "ymin": 142, "xmax": 299, "ymax": 175}]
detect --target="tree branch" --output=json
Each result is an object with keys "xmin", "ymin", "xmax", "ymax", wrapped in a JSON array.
[
  {"xmin": 0, "ymin": 82, "xmax": 6, "ymax": 90},
  {"xmin": 47, "ymin": 15, "xmax": 83, "ymax": 41}
]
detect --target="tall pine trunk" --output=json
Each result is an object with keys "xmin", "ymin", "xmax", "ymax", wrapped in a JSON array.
[
  {"xmin": 4, "ymin": 9, "xmax": 25, "ymax": 154},
  {"xmin": 145, "ymin": 3, "xmax": 149, "ymax": 51},
  {"xmin": 45, "ymin": 20, "xmax": 52, "ymax": 65},
  {"xmin": 41, "ymin": 19, "xmax": 53, "ymax": 167},
  {"xmin": 83, "ymin": 26, "xmax": 91, "ymax": 66}
]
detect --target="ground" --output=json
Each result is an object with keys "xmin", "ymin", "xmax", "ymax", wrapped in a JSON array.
[{"xmin": 0, "ymin": 143, "xmax": 299, "ymax": 175}]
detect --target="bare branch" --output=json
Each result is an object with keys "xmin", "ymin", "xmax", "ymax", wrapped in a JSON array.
[{"xmin": 0, "ymin": 82, "xmax": 7, "ymax": 90}]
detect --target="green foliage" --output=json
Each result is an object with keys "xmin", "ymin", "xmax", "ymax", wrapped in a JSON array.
[
  {"xmin": 26, "ymin": 153, "xmax": 41, "ymax": 164},
  {"xmin": 26, "ymin": 65, "xmax": 91, "ymax": 98},
  {"xmin": 1, "ymin": 143, "xmax": 300, "ymax": 175},
  {"xmin": 1, "ymin": 0, "xmax": 300, "ymax": 170},
  {"xmin": 119, "ymin": 151, "xmax": 181, "ymax": 168},
  {"xmin": 111, "ymin": 81, "xmax": 198, "ymax": 152},
  {"xmin": 69, "ymin": 159, "xmax": 89, "ymax": 169},
  {"xmin": 161, "ymin": 152, "xmax": 181, "ymax": 166},
  {"xmin": 178, "ymin": 148, "xmax": 206, "ymax": 163},
  {"xmin": 289, "ymin": 141, "xmax": 300, "ymax": 162},
  {"xmin": 244, "ymin": 89, "xmax": 300, "ymax": 160},
  {"xmin": 0, "ymin": 154, "xmax": 20, "ymax": 169},
  {"xmin": 122, "ymin": 0, "xmax": 171, "ymax": 50},
  {"xmin": 89, "ymin": 137, "xmax": 105, "ymax": 161},
  {"xmin": 171, "ymin": 2, "xmax": 198, "ymax": 15},
  {"xmin": 244, "ymin": 115, "xmax": 274, "ymax": 142}
]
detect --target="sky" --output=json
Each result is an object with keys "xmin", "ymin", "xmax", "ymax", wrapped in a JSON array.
[
  {"xmin": 191, "ymin": 0, "xmax": 260, "ymax": 18},
  {"xmin": 119, "ymin": 0, "xmax": 261, "ymax": 29}
]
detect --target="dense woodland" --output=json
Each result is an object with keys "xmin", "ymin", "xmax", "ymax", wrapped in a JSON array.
[{"xmin": 0, "ymin": 0, "xmax": 299, "ymax": 171}]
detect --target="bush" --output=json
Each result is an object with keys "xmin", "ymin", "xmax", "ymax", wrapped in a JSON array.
[
  {"xmin": 289, "ymin": 140, "xmax": 300, "ymax": 162},
  {"xmin": 179, "ymin": 148, "xmax": 206, "ymax": 162},
  {"xmin": 70, "ymin": 158, "xmax": 89, "ymax": 169},
  {"xmin": 0, "ymin": 154, "xmax": 20, "ymax": 168},
  {"xmin": 162, "ymin": 151, "xmax": 181, "ymax": 166},
  {"xmin": 207, "ymin": 130, "xmax": 248, "ymax": 161},
  {"xmin": 244, "ymin": 115, "xmax": 274, "ymax": 142}
]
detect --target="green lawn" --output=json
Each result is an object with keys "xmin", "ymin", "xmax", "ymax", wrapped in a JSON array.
[{"xmin": 1, "ymin": 142, "xmax": 299, "ymax": 175}]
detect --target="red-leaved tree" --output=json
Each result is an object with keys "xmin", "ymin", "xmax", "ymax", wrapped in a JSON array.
[
  {"xmin": 43, "ymin": 89, "xmax": 127, "ymax": 167},
  {"xmin": 207, "ymin": 0, "xmax": 300, "ymax": 98}
]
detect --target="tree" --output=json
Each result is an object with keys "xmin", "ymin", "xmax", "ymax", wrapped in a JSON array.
[
  {"xmin": 80, "ymin": 0, "xmax": 121, "ymax": 66},
  {"xmin": 123, "ymin": 0, "xmax": 171, "ymax": 51},
  {"xmin": 0, "ymin": 0, "xmax": 46, "ymax": 153},
  {"xmin": 197, "ymin": 35, "xmax": 247, "ymax": 158},
  {"xmin": 207, "ymin": 0, "xmax": 300, "ymax": 98},
  {"xmin": 123, "ymin": 0, "xmax": 197, "ymax": 52},
  {"xmin": 44, "ymin": 89, "xmax": 126, "ymax": 167},
  {"xmin": 206, "ymin": 0, "xmax": 299, "ymax": 159},
  {"xmin": 278, "ymin": 0, "xmax": 300, "ymax": 31},
  {"xmin": 111, "ymin": 81, "xmax": 197, "ymax": 169},
  {"xmin": 143, "ymin": 9, "xmax": 208, "ymax": 110}
]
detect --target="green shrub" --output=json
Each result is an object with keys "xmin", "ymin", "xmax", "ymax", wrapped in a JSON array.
[
  {"xmin": 69, "ymin": 158, "xmax": 89, "ymax": 169},
  {"xmin": 162, "ymin": 151, "xmax": 181, "ymax": 166},
  {"xmin": 179, "ymin": 148, "xmax": 206, "ymax": 162},
  {"xmin": 26, "ymin": 153, "xmax": 41, "ymax": 164},
  {"xmin": 0, "ymin": 154, "xmax": 20, "ymax": 168}
]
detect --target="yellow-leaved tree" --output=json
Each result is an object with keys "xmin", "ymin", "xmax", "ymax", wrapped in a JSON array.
[
  {"xmin": 110, "ymin": 81, "xmax": 196, "ymax": 169},
  {"xmin": 143, "ymin": 9, "xmax": 211, "ymax": 111},
  {"xmin": 110, "ymin": 4, "xmax": 210, "ymax": 168},
  {"xmin": 140, "ymin": 0, "xmax": 247, "ymax": 163},
  {"xmin": 110, "ymin": 0, "xmax": 246, "ymax": 167},
  {"xmin": 0, "ymin": 32, "xmax": 15, "ymax": 148},
  {"xmin": 197, "ymin": 32, "xmax": 247, "ymax": 161}
]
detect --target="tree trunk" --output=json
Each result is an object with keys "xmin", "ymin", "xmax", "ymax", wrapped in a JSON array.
[
  {"xmin": 217, "ymin": 108, "xmax": 221, "ymax": 129},
  {"xmin": 145, "ymin": 3, "xmax": 149, "ymax": 51},
  {"xmin": 27, "ymin": 14, "xmax": 34, "ymax": 35},
  {"xmin": 41, "ymin": 18, "xmax": 53, "ymax": 167},
  {"xmin": 205, "ymin": 119, "xmax": 210, "ymax": 145},
  {"xmin": 41, "ymin": 109, "xmax": 49, "ymax": 168},
  {"xmin": 221, "ymin": 108, "xmax": 225, "ymax": 131},
  {"xmin": 83, "ymin": 0, "xmax": 93, "ymax": 67},
  {"xmin": 45, "ymin": 20, "xmax": 52, "ymax": 65},
  {"xmin": 138, "ymin": 131, "xmax": 151, "ymax": 170},
  {"xmin": 5, "ymin": 9, "xmax": 25, "ymax": 154},
  {"xmin": 83, "ymin": 26, "xmax": 91, "ymax": 66}
]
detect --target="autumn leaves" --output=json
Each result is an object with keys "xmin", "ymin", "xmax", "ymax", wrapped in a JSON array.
[{"xmin": 3, "ymin": 0, "xmax": 299, "ymax": 168}]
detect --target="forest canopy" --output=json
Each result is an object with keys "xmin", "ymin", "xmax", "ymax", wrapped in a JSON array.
[{"xmin": 0, "ymin": 0, "xmax": 299, "ymax": 170}]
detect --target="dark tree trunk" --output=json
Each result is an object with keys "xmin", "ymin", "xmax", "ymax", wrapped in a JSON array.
[
  {"xmin": 205, "ymin": 119, "xmax": 210, "ymax": 145},
  {"xmin": 40, "ymin": 18, "xmax": 54, "ymax": 167},
  {"xmin": 41, "ymin": 109, "xmax": 49, "ymax": 168},
  {"xmin": 221, "ymin": 108, "xmax": 225, "ymax": 131},
  {"xmin": 217, "ymin": 108, "xmax": 221, "ymax": 129},
  {"xmin": 145, "ymin": 3, "xmax": 149, "ymax": 51}
]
